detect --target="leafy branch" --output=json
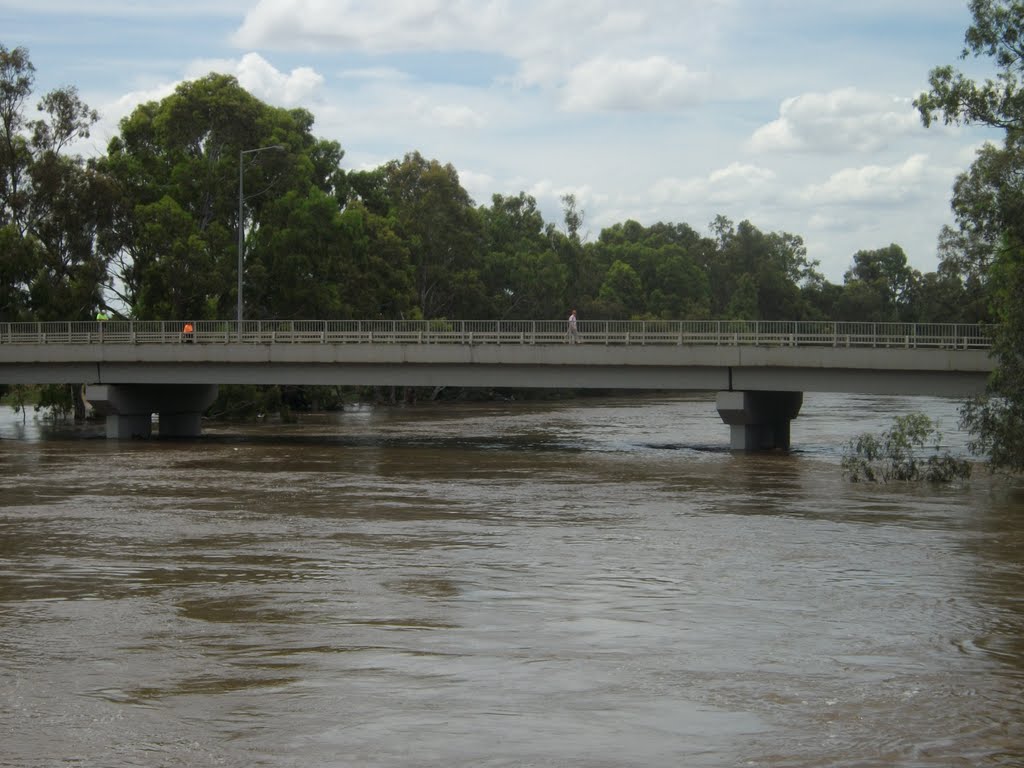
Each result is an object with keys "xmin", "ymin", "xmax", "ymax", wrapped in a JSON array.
[{"xmin": 841, "ymin": 413, "xmax": 972, "ymax": 483}]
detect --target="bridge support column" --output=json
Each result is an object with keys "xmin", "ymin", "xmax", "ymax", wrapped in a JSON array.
[
  {"xmin": 716, "ymin": 390, "xmax": 803, "ymax": 451},
  {"xmin": 84, "ymin": 384, "xmax": 218, "ymax": 439}
]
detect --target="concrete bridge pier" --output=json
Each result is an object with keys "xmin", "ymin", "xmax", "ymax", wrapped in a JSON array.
[
  {"xmin": 84, "ymin": 384, "xmax": 219, "ymax": 439},
  {"xmin": 716, "ymin": 390, "xmax": 803, "ymax": 451}
]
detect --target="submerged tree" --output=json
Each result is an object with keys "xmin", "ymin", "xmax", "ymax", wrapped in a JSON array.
[{"xmin": 841, "ymin": 413, "xmax": 972, "ymax": 483}]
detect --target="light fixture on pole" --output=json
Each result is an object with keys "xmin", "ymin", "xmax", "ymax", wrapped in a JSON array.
[{"xmin": 238, "ymin": 144, "xmax": 284, "ymax": 330}]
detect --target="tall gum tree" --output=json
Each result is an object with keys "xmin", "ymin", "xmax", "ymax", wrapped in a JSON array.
[
  {"xmin": 915, "ymin": 0, "xmax": 1024, "ymax": 470},
  {"xmin": 379, "ymin": 151, "xmax": 485, "ymax": 319},
  {"xmin": 99, "ymin": 73, "xmax": 352, "ymax": 320},
  {"xmin": 0, "ymin": 43, "xmax": 108, "ymax": 322},
  {"xmin": 478, "ymin": 192, "xmax": 568, "ymax": 319}
]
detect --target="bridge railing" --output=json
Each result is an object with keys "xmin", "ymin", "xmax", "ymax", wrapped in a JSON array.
[{"xmin": 0, "ymin": 319, "xmax": 995, "ymax": 349}]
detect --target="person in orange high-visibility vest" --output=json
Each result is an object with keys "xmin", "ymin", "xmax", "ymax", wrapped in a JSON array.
[{"xmin": 183, "ymin": 322, "xmax": 194, "ymax": 342}]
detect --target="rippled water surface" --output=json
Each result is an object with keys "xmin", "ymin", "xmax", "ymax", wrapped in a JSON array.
[{"xmin": 1, "ymin": 393, "xmax": 1022, "ymax": 767}]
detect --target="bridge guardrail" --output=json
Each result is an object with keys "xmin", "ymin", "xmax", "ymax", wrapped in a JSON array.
[{"xmin": 0, "ymin": 320, "xmax": 995, "ymax": 349}]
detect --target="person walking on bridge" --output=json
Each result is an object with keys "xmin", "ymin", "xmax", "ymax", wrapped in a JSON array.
[{"xmin": 567, "ymin": 308, "xmax": 578, "ymax": 344}]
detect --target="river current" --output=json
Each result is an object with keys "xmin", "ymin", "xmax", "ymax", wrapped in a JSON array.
[{"xmin": 1, "ymin": 392, "xmax": 1022, "ymax": 767}]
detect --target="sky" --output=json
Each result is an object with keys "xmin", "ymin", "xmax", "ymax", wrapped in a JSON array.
[{"xmin": 0, "ymin": 0, "xmax": 1001, "ymax": 283}]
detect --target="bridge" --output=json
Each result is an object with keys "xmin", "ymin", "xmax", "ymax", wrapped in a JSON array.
[{"xmin": 0, "ymin": 319, "xmax": 995, "ymax": 450}]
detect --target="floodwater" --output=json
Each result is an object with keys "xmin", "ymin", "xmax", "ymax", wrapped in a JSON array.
[{"xmin": 0, "ymin": 393, "xmax": 1021, "ymax": 767}]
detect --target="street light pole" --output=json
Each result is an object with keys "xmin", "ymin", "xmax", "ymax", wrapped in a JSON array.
[{"xmin": 238, "ymin": 145, "xmax": 284, "ymax": 331}]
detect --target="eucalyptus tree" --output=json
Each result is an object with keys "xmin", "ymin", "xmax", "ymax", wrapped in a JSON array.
[
  {"xmin": 591, "ymin": 219, "xmax": 711, "ymax": 319},
  {"xmin": 840, "ymin": 244, "xmax": 920, "ymax": 321},
  {"xmin": 99, "ymin": 73, "xmax": 361, "ymax": 320},
  {"xmin": 916, "ymin": 0, "xmax": 1024, "ymax": 469},
  {"xmin": 478, "ymin": 192, "xmax": 567, "ymax": 319},
  {"xmin": 0, "ymin": 43, "xmax": 109, "ymax": 322},
  {"xmin": 706, "ymin": 216, "xmax": 818, "ymax": 319},
  {"xmin": 596, "ymin": 260, "xmax": 644, "ymax": 318},
  {"xmin": 377, "ymin": 151, "xmax": 486, "ymax": 318}
]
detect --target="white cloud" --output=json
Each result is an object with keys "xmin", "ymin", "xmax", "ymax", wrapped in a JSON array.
[
  {"xmin": 748, "ymin": 87, "xmax": 922, "ymax": 154},
  {"xmin": 456, "ymin": 168, "xmax": 496, "ymax": 205},
  {"xmin": 522, "ymin": 180, "xmax": 608, "ymax": 235},
  {"xmin": 527, "ymin": 179, "xmax": 601, "ymax": 206},
  {"xmin": 652, "ymin": 163, "xmax": 777, "ymax": 206},
  {"xmin": 234, "ymin": 0, "xmax": 727, "ymax": 109},
  {"xmin": 421, "ymin": 102, "xmax": 486, "ymax": 129},
  {"xmin": 186, "ymin": 52, "xmax": 324, "ymax": 106},
  {"xmin": 74, "ymin": 53, "xmax": 325, "ymax": 154},
  {"xmin": 801, "ymin": 154, "xmax": 940, "ymax": 205},
  {"xmin": 80, "ymin": 81, "xmax": 180, "ymax": 155},
  {"xmin": 0, "ymin": 0, "xmax": 249, "ymax": 16},
  {"xmin": 233, "ymin": 0, "xmax": 517, "ymax": 54},
  {"xmin": 99, "ymin": 54, "xmax": 324, "ymax": 118},
  {"xmin": 562, "ymin": 56, "xmax": 708, "ymax": 112},
  {"xmin": 956, "ymin": 140, "xmax": 997, "ymax": 167}
]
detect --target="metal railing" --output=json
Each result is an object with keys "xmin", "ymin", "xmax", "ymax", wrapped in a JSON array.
[{"xmin": 0, "ymin": 319, "xmax": 995, "ymax": 349}]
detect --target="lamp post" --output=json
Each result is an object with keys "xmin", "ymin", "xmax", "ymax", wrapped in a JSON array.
[{"xmin": 238, "ymin": 145, "xmax": 284, "ymax": 330}]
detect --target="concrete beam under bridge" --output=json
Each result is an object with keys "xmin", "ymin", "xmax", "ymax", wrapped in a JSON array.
[
  {"xmin": 84, "ymin": 384, "xmax": 218, "ymax": 439},
  {"xmin": 716, "ymin": 390, "xmax": 804, "ymax": 451}
]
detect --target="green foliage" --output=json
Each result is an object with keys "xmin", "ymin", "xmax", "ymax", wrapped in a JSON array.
[
  {"xmin": 916, "ymin": 1, "xmax": 1024, "ymax": 470},
  {"xmin": 841, "ymin": 413, "xmax": 972, "ymax": 483},
  {"xmin": 0, "ymin": 44, "xmax": 108, "ymax": 323},
  {"xmin": 961, "ymin": 237, "xmax": 1024, "ymax": 469},
  {"xmin": 5, "ymin": 383, "xmax": 35, "ymax": 423},
  {"xmin": 35, "ymin": 383, "xmax": 74, "ymax": 421},
  {"xmin": 725, "ymin": 273, "xmax": 759, "ymax": 320},
  {"xmin": 479, "ymin": 192, "xmax": 567, "ymax": 318},
  {"xmin": 915, "ymin": 0, "xmax": 1024, "ymax": 131},
  {"xmin": 842, "ymin": 244, "xmax": 920, "ymax": 321},
  {"xmin": 99, "ymin": 73, "xmax": 330, "ymax": 320},
  {"xmin": 705, "ymin": 217, "xmax": 820, "ymax": 319},
  {"xmin": 597, "ymin": 260, "xmax": 643, "ymax": 318},
  {"xmin": 379, "ymin": 151, "xmax": 486, "ymax": 318}
]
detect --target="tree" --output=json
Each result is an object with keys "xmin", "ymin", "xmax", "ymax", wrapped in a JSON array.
[
  {"xmin": 479, "ymin": 192, "xmax": 567, "ymax": 318},
  {"xmin": 590, "ymin": 220, "xmax": 712, "ymax": 320},
  {"xmin": 842, "ymin": 244, "xmax": 920, "ymax": 321},
  {"xmin": 251, "ymin": 190, "xmax": 415, "ymax": 319},
  {"xmin": 841, "ymin": 413, "xmax": 971, "ymax": 483},
  {"xmin": 0, "ymin": 44, "xmax": 108, "ymax": 322},
  {"xmin": 377, "ymin": 152, "xmax": 485, "ymax": 318},
  {"xmin": 649, "ymin": 251, "xmax": 711, "ymax": 319},
  {"xmin": 597, "ymin": 260, "xmax": 643, "ymax": 318},
  {"xmin": 553, "ymin": 193, "xmax": 596, "ymax": 310},
  {"xmin": 911, "ymin": 269, "xmax": 972, "ymax": 323},
  {"xmin": 916, "ymin": 0, "xmax": 1024, "ymax": 469},
  {"xmin": 99, "ymin": 73, "xmax": 343, "ymax": 320},
  {"xmin": 706, "ymin": 217, "xmax": 818, "ymax": 319},
  {"xmin": 932, "ymin": 224, "xmax": 992, "ymax": 322}
]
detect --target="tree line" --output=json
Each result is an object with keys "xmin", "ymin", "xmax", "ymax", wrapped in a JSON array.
[
  {"xmin": 0, "ymin": 44, "xmax": 989, "ymax": 330},
  {"xmin": 3, "ymin": 0, "xmax": 1024, "ymax": 471}
]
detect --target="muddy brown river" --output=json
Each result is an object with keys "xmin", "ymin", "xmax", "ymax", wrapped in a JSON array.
[{"xmin": 1, "ymin": 393, "xmax": 1022, "ymax": 767}]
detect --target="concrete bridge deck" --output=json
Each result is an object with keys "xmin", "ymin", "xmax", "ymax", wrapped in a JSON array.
[{"xmin": 0, "ymin": 319, "xmax": 996, "ymax": 448}]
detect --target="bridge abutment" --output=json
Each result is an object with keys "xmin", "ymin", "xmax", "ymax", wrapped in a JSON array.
[
  {"xmin": 84, "ymin": 384, "xmax": 218, "ymax": 439},
  {"xmin": 716, "ymin": 390, "xmax": 803, "ymax": 451}
]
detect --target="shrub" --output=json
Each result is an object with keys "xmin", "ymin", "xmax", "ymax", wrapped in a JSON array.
[{"xmin": 841, "ymin": 412, "xmax": 971, "ymax": 484}]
